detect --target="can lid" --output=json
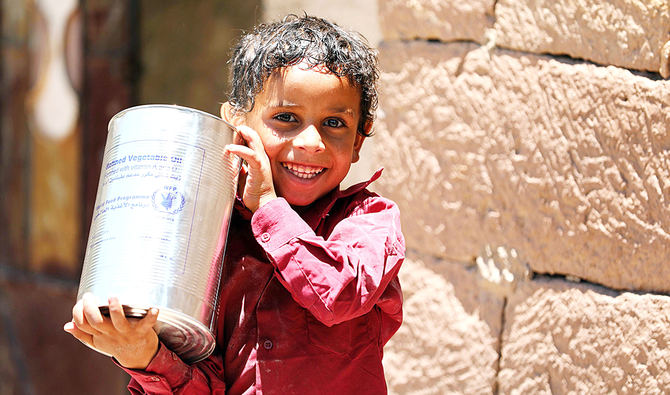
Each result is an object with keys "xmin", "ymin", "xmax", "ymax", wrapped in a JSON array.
[{"xmin": 107, "ymin": 104, "xmax": 235, "ymax": 132}]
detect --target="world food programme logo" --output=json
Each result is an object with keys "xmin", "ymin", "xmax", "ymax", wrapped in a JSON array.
[{"xmin": 152, "ymin": 186, "xmax": 186, "ymax": 214}]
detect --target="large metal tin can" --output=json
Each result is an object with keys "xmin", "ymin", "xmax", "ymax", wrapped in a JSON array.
[{"xmin": 77, "ymin": 104, "xmax": 241, "ymax": 363}]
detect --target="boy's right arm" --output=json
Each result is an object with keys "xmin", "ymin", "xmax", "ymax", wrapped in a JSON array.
[
  {"xmin": 64, "ymin": 293, "xmax": 226, "ymax": 394},
  {"xmin": 120, "ymin": 343, "xmax": 226, "ymax": 395}
]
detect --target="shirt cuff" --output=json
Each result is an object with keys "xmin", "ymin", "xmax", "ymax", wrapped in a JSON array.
[
  {"xmin": 251, "ymin": 198, "xmax": 312, "ymax": 251},
  {"xmin": 116, "ymin": 342, "xmax": 191, "ymax": 391}
]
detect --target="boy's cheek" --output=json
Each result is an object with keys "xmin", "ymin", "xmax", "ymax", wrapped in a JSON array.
[{"xmin": 231, "ymin": 115, "xmax": 247, "ymax": 127}]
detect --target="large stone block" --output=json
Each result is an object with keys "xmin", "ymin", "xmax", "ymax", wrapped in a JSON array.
[
  {"xmin": 498, "ymin": 277, "xmax": 670, "ymax": 394},
  {"xmin": 383, "ymin": 253, "xmax": 503, "ymax": 395},
  {"xmin": 379, "ymin": 0, "xmax": 495, "ymax": 43},
  {"xmin": 375, "ymin": 40, "xmax": 670, "ymax": 292},
  {"xmin": 494, "ymin": 0, "xmax": 670, "ymax": 76}
]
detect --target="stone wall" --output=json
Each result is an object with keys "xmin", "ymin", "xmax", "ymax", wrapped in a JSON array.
[
  {"xmin": 375, "ymin": 0, "xmax": 670, "ymax": 394},
  {"xmin": 258, "ymin": 0, "xmax": 670, "ymax": 393}
]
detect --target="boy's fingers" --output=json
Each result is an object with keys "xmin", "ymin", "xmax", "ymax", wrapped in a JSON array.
[
  {"xmin": 64, "ymin": 321, "xmax": 94, "ymax": 346},
  {"xmin": 82, "ymin": 293, "xmax": 107, "ymax": 331},
  {"xmin": 225, "ymin": 145, "xmax": 259, "ymax": 169},
  {"xmin": 226, "ymin": 126, "xmax": 272, "ymax": 175},
  {"xmin": 234, "ymin": 125, "xmax": 256, "ymax": 141},
  {"xmin": 235, "ymin": 126, "xmax": 265, "ymax": 154},
  {"xmin": 107, "ymin": 296, "xmax": 131, "ymax": 333},
  {"xmin": 72, "ymin": 298, "xmax": 98, "ymax": 335},
  {"xmin": 137, "ymin": 308, "xmax": 160, "ymax": 332}
]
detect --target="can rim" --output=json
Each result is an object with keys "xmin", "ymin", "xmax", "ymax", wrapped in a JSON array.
[
  {"xmin": 85, "ymin": 303, "xmax": 217, "ymax": 363},
  {"xmin": 107, "ymin": 104, "xmax": 235, "ymax": 131}
]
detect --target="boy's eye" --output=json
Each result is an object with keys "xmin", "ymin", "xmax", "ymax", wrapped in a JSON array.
[
  {"xmin": 323, "ymin": 118, "xmax": 345, "ymax": 128},
  {"xmin": 274, "ymin": 113, "xmax": 297, "ymax": 123}
]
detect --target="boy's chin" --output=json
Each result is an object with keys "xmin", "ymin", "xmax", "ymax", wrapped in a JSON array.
[
  {"xmin": 282, "ymin": 192, "xmax": 325, "ymax": 209},
  {"xmin": 286, "ymin": 198, "xmax": 317, "ymax": 209}
]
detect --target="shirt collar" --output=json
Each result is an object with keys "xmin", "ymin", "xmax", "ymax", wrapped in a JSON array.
[
  {"xmin": 299, "ymin": 168, "xmax": 383, "ymax": 228},
  {"xmin": 336, "ymin": 167, "xmax": 383, "ymax": 199}
]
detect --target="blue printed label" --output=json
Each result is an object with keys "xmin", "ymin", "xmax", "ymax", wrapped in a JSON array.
[{"xmin": 152, "ymin": 186, "xmax": 186, "ymax": 215}]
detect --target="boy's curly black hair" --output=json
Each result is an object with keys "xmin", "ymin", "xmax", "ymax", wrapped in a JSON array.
[{"xmin": 227, "ymin": 14, "xmax": 379, "ymax": 137}]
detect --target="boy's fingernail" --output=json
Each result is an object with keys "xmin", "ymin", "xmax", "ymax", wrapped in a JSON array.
[{"xmin": 150, "ymin": 308, "xmax": 158, "ymax": 315}]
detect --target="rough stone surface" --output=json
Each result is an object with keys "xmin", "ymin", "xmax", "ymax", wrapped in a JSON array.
[
  {"xmin": 379, "ymin": 0, "xmax": 495, "ymax": 43},
  {"xmin": 383, "ymin": 253, "xmax": 502, "ymax": 395},
  {"xmin": 375, "ymin": 40, "xmax": 670, "ymax": 293},
  {"xmin": 494, "ymin": 0, "xmax": 670, "ymax": 76},
  {"xmin": 499, "ymin": 277, "xmax": 670, "ymax": 394}
]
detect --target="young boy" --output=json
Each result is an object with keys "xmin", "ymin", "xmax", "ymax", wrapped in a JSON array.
[{"xmin": 64, "ymin": 15, "xmax": 405, "ymax": 394}]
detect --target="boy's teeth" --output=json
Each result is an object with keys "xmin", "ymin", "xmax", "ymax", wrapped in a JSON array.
[{"xmin": 283, "ymin": 163, "xmax": 324, "ymax": 179}]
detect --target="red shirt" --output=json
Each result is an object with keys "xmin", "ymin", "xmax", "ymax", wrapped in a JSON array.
[{"xmin": 120, "ymin": 170, "xmax": 405, "ymax": 394}]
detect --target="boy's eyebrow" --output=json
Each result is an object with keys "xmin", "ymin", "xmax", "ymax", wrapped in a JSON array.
[
  {"xmin": 327, "ymin": 107, "xmax": 356, "ymax": 116},
  {"xmin": 270, "ymin": 101, "xmax": 356, "ymax": 116},
  {"xmin": 269, "ymin": 100, "xmax": 299, "ymax": 108}
]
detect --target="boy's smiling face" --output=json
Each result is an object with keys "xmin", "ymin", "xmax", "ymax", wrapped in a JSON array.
[{"xmin": 234, "ymin": 63, "xmax": 366, "ymax": 207}]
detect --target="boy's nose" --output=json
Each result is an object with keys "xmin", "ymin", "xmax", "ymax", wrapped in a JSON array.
[{"xmin": 293, "ymin": 125, "xmax": 325, "ymax": 153}]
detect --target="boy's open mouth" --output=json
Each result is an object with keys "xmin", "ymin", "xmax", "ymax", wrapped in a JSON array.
[{"xmin": 282, "ymin": 162, "xmax": 325, "ymax": 179}]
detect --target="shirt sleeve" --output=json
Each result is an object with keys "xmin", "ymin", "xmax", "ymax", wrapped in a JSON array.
[
  {"xmin": 251, "ymin": 194, "xmax": 405, "ymax": 326},
  {"xmin": 117, "ymin": 342, "xmax": 226, "ymax": 394}
]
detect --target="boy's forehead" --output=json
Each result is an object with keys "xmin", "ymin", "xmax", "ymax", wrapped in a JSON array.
[
  {"xmin": 272, "ymin": 62, "xmax": 342, "ymax": 81},
  {"xmin": 260, "ymin": 64, "xmax": 361, "ymax": 110}
]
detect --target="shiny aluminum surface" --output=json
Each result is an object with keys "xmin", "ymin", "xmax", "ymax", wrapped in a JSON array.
[{"xmin": 77, "ymin": 104, "xmax": 241, "ymax": 363}]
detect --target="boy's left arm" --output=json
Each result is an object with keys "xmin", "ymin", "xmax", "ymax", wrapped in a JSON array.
[{"xmin": 251, "ymin": 194, "xmax": 405, "ymax": 326}]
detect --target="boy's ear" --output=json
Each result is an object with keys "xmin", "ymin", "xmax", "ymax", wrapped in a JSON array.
[
  {"xmin": 351, "ymin": 134, "xmax": 365, "ymax": 163},
  {"xmin": 220, "ymin": 102, "xmax": 244, "ymax": 126},
  {"xmin": 351, "ymin": 121, "xmax": 371, "ymax": 163}
]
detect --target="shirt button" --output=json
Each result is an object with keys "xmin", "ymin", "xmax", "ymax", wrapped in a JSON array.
[
  {"xmin": 171, "ymin": 353, "xmax": 179, "ymax": 361},
  {"xmin": 260, "ymin": 233, "xmax": 270, "ymax": 242},
  {"xmin": 263, "ymin": 340, "xmax": 273, "ymax": 349},
  {"xmin": 150, "ymin": 376, "xmax": 161, "ymax": 382}
]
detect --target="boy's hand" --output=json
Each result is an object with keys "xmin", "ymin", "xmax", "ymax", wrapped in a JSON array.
[
  {"xmin": 224, "ymin": 125, "xmax": 277, "ymax": 212},
  {"xmin": 63, "ymin": 293, "xmax": 159, "ymax": 370}
]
